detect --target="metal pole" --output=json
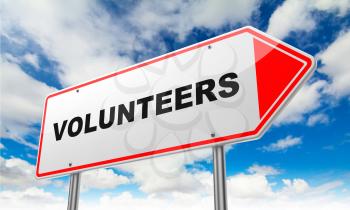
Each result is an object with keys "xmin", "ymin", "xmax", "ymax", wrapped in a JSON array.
[
  {"xmin": 213, "ymin": 145, "xmax": 227, "ymax": 210},
  {"xmin": 67, "ymin": 173, "xmax": 81, "ymax": 210}
]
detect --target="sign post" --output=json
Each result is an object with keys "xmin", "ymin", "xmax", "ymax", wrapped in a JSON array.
[
  {"xmin": 67, "ymin": 173, "xmax": 81, "ymax": 210},
  {"xmin": 213, "ymin": 145, "xmax": 227, "ymax": 210},
  {"xmin": 36, "ymin": 26, "xmax": 315, "ymax": 210}
]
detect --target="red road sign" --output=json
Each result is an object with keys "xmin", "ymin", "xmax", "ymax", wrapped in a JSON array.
[{"xmin": 36, "ymin": 26, "xmax": 315, "ymax": 178}]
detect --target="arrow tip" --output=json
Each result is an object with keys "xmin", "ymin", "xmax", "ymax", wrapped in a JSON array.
[{"xmin": 253, "ymin": 38, "xmax": 305, "ymax": 119}]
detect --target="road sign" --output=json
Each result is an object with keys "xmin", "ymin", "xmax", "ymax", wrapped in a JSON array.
[{"xmin": 36, "ymin": 26, "xmax": 315, "ymax": 178}]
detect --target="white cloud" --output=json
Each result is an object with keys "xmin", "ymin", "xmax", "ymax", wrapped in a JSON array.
[
  {"xmin": 3, "ymin": 185, "xmax": 349, "ymax": 210},
  {"xmin": 0, "ymin": 155, "xmax": 131, "ymax": 191},
  {"xmin": 95, "ymin": 191, "xmax": 211, "ymax": 210},
  {"xmin": 274, "ymin": 80, "xmax": 327, "ymax": 125},
  {"xmin": 82, "ymin": 175, "xmax": 347, "ymax": 210},
  {"xmin": 268, "ymin": 8, "xmax": 349, "ymax": 126},
  {"xmin": 318, "ymin": 30, "xmax": 350, "ymax": 98},
  {"xmin": 1, "ymin": 134, "xmax": 37, "ymax": 150},
  {"xmin": 90, "ymin": 191, "xmax": 350, "ymax": 210},
  {"xmin": 116, "ymin": 148, "xmax": 213, "ymax": 195},
  {"xmin": 89, "ymin": 172, "xmax": 346, "ymax": 210},
  {"xmin": 307, "ymin": 113, "xmax": 330, "ymax": 126},
  {"xmin": 1, "ymin": 162, "xmax": 348, "ymax": 210},
  {"xmin": 267, "ymin": 0, "xmax": 350, "ymax": 39},
  {"xmin": 114, "ymin": 146, "xmax": 237, "ymax": 196},
  {"xmin": 2, "ymin": 53, "xmax": 20, "ymax": 63},
  {"xmin": 23, "ymin": 53, "xmax": 39, "ymax": 69},
  {"xmin": 0, "ymin": 156, "xmax": 51, "ymax": 189},
  {"xmin": 0, "ymin": 60, "xmax": 56, "ymax": 144},
  {"xmin": 248, "ymin": 164, "xmax": 281, "ymax": 176},
  {"xmin": 261, "ymin": 135, "xmax": 302, "ymax": 152},
  {"xmin": 281, "ymin": 179, "xmax": 310, "ymax": 195},
  {"xmin": 309, "ymin": 180, "xmax": 344, "ymax": 195},
  {"xmin": 1, "ymin": 0, "xmax": 133, "ymax": 87},
  {"xmin": 313, "ymin": 0, "xmax": 350, "ymax": 16},
  {"xmin": 0, "ymin": 187, "xmax": 65, "ymax": 210},
  {"xmin": 267, "ymin": 0, "xmax": 315, "ymax": 39},
  {"xmin": 81, "ymin": 168, "xmax": 129, "ymax": 191},
  {"xmin": 279, "ymin": 179, "xmax": 344, "ymax": 198},
  {"xmin": 128, "ymin": 0, "xmax": 260, "ymax": 39},
  {"xmin": 190, "ymin": 0, "xmax": 259, "ymax": 28},
  {"xmin": 227, "ymin": 173, "xmax": 274, "ymax": 198}
]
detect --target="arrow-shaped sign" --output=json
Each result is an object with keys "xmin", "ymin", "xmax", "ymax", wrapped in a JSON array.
[{"xmin": 36, "ymin": 26, "xmax": 315, "ymax": 178}]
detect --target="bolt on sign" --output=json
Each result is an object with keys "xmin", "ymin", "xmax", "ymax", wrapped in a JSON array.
[{"xmin": 36, "ymin": 26, "xmax": 315, "ymax": 178}]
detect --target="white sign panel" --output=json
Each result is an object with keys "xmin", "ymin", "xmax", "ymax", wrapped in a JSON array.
[{"xmin": 36, "ymin": 26, "xmax": 315, "ymax": 178}]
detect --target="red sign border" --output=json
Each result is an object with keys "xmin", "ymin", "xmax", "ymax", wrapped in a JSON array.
[{"xmin": 36, "ymin": 26, "xmax": 315, "ymax": 178}]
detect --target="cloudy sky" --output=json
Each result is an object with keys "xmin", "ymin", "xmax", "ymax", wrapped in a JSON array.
[{"xmin": 1, "ymin": 0, "xmax": 350, "ymax": 209}]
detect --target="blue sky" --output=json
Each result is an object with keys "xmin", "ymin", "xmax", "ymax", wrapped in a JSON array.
[{"xmin": 1, "ymin": 0, "xmax": 350, "ymax": 209}]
